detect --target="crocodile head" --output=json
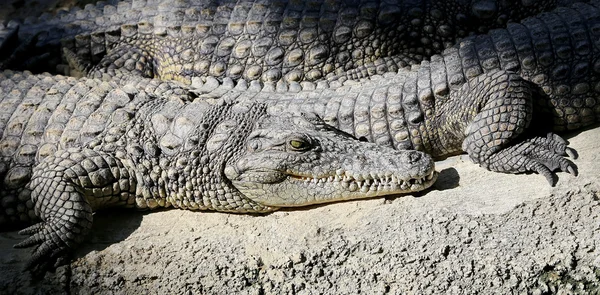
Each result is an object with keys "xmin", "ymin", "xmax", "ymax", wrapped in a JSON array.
[{"xmin": 224, "ymin": 112, "xmax": 437, "ymax": 207}]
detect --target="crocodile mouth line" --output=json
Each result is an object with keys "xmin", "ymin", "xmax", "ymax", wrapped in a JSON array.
[{"xmin": 288, "ymin": 170, "xmax": 437, "ymax": 192}]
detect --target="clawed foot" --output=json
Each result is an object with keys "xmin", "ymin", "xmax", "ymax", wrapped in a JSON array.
[
  {"xmin": 14, "ymin": 220, "xmax": 76, "ymax": 276},
  {"xmin": 484, "ymin": 133, "xmax": 578, "ymax": 186}
]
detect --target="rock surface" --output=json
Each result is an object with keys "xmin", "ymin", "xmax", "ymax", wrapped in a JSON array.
[{"xmin": 1, "ymin": 127, "xmax": 599, "ymax": 294}]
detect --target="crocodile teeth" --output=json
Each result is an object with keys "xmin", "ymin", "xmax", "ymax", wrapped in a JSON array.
[
  {"xmin": 360, "ymin": 185, "xmax": 369, "ymax": 193},
  {"xmin": 292, "ymin": 168, "xmax": 435, "ymax": 192},
  {"xmin": 426, "ymin": 172, "xmax": 435, "ymax": 180}
]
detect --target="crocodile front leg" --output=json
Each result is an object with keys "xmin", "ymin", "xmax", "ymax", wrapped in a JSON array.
[
  {"xmin": 445, "ymin": 70, "xmax": 577, "ymax": 185},
  {"xmin": 14, "ymin": 148, "xmax": 137, "ymax": 274}
]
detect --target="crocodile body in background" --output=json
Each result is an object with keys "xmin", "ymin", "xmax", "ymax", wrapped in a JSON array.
[
  {"xmin": 0, "ymin": 70, "xmax": 436, "ymax": 273},
  {"xmin": 0, "ymin": 0, "xmax": 587, "ymax": 85},
  {"xmin": 124, "ymin": 0, "xmax": 600, "ymax": 183},
  {"xmin": 167, "ymin": 0, "xmax": 600, "ymax": 160}
]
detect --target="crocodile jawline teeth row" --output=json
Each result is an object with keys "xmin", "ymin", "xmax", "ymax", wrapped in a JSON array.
[{"xmin": 291, "ymin": 170, "xmax": 436, "ymax": 191}]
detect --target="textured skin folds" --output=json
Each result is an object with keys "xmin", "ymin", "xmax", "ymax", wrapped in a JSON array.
[
  {"xmin": 0, "ymin": 0, "xmax": 586, "ymax": 84},
  {"xmin": 0, "ymin": 70, "xmax": 435, "ymax": 273},
  {"xmin": 186, "ymin": 1, "xmax": 600, "ymax": 183}
]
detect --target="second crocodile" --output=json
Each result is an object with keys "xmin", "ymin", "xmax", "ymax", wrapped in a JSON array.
[{"xmin": 0, "ymin": 0, "xmax": 585, "ymax": 85}]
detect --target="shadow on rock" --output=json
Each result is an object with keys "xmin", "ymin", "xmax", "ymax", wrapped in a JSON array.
[
  {"xmin": 74, "ymin": 209, "xmax": 145, "ymax": 258},
  {"xmin": 71, "ymin": 168, "xmax": 462, "ymax": 259},
  {"xmin": 432, "ymin": 168, "xmax": 460, "ymax": 191}
]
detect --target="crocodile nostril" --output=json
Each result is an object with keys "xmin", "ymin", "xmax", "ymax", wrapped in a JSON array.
[
  {"xmin": 355, "ymin": 154, "xmax": 367, "ymax": 161},
  {"xmin": 409, "ymin": 152, "xmax": 421, "ymax": 163}
]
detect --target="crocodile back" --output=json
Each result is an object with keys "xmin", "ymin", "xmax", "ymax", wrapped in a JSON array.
[{"xmin": 7, "ymin": 0, "xmax": 587, "ymax": 81}]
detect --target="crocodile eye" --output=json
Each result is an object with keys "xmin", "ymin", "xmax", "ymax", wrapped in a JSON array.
[{"xmin": 288, "ymin": 139, "xmax": 311, "ymax": 151}]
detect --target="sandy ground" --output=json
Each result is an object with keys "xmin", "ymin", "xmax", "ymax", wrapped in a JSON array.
[{"xmin": 0, "ymin": 127, "xmax": 598, "ymax": 294}]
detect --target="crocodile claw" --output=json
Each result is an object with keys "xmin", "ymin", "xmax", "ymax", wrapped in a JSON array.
[
  {"xmin": 565, "ymin": 147, "xmax": 578, "ymax": 159},
  {"xmin": 567, "ymin": 165, "xmax": 577, "ymax": 176},
  {"xmin": 524, "ymin": 133, "xmax": 578, "ymax": 186},
  {"xmin": 14, "ymin": 221, "xmax": 71, "ymax": 276},
  {"xmin": 482, "ymin": 132, "xmax": 578, "ymax": 186},
  {"xmin": 528, "ymin": 162, "xmax": 556, "ymax": 186},
  {"xmin": 531, "ymin": 152, "xmax": 577, "ymax": 186}
]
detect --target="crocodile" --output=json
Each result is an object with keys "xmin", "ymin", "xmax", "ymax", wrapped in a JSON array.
[
  {"xmin": 0, "ymin": 0, "xmax": 585, "ymax": 85},
  {"xmin": 4, "ymin": 0, "xmax": 600, "ymax": 274},
  {"xmin": 0, "ymin": 70, "xmax": 436, "ymax": 273},
  {"xmin": 6, "ymin": 0, "xmax": 599, "ymax": 232},
  {"xmin": 158, "ymin": 0, "xmax": 600, "ymax": 184}
]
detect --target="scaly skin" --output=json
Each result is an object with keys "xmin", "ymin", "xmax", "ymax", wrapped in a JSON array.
[
  {"xmin": 4, "ymin": 0, "xmax": 596, "ymax": 232},
  {"xmin": 184, "ymin": 0, "xmax": 600, "ymax": 184},
  {"xmin": 0, "ymin": 0, "xmax": 585, "ymax": 84},
  {"xmin": 4, "ymin": 0, "xmax": 600, "ymax": 274},
  {"xmin": 331, "ymin": 0, "xmax": 600, "ymax": 87},
  {"xmin": 0, "ymin": 70, "xmax": 436, "ymax": 274}
]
